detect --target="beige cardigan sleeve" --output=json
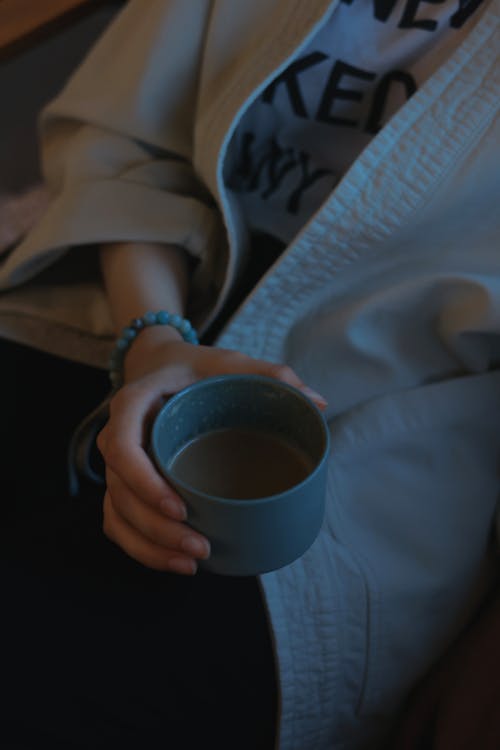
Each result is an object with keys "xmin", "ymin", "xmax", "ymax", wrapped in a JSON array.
[{"xmin": 0, "ymin": 0, "xmax": 222, "ymax": 291}]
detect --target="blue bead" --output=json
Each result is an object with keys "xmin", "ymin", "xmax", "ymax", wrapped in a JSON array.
[
  {"xmin": 121, "ymin": 327, "xmax": 137, "ymax": 341},
  {"xmin": 169, "ymin": 314, "xmax": 182, "ymax": 328},
  {"xmin": 108, "ymin": 310, "xmax": 199, "ymax": 391},
  {"xmin": 156, "ymin": 310, "xmax": 170, "ymax": 324}
]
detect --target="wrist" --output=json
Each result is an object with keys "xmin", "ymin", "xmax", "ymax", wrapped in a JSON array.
[
  {"xmin": 108, "ymin": 310, "xmax": 199, "ymax": 389},
  {"xmin": 123, "ymin": 325, "xmax": 183, "ymax": 382}
]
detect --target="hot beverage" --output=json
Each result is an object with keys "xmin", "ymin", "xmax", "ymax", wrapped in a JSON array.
[{"xmin": 168, "ymin": 426, "xmax": 314, "ymax": 499}]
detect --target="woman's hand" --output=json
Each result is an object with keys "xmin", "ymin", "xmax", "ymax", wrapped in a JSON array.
[{"xmin": 97, "ymin": 327, "xmax": 327, "ymax": 575}]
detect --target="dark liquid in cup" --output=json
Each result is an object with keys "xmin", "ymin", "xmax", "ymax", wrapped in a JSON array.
[{"xmin": 168, "ymin": 427, "xmax": 314, "ymax": 499}]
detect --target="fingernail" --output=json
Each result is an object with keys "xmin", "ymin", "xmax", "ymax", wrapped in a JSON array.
[
  {"xmin": 301, "ymin": 386, "xmax": 327, "ymax": 406},
  {"xmin": 181, "ymin": 535, "xmax": 210, "ymax": 559},
  {"xmin": 169, "ymin": 557, "xmax": 197, "ymax": 576},
  {"xmin": 160, "ymin": 497, "xmax": 187, "ymax": 521}
]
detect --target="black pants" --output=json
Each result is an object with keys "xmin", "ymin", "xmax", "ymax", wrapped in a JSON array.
[{"xmin": 0, "ymin": 339, "xmax": 277, "ymax": 749}]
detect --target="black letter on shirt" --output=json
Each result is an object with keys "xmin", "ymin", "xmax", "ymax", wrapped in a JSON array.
[
  {"xmin": 262, "ymin": 52, "xmax": 328, "ymax": 118},
  {"xmin": 365, "ymin": 70, "xmax": 417, "ymax": 133},
  {"xmin": 399, "ymin": 0, "xmax": 445, "ymax": 30},
  {"xmin": 373, "ymin": 0, "xmax": 402, "ymax": 21},
  {"xmin": 316, "ymin": 60, "xmax": 376, "ymax": 127},
  {"xmin": 230, "ymin": 133, "xmax": 298, "ymax": 198},
  {"xmin": 287, "ymin": 152, "xmax": 334, "ymax": 214},
  {"xmin": 450, "ymin": 0, "xmax": 485, "ymax": 27},
  {"xmin": 260, "ymin": 139, "xmax": 299, "ymax": 199}
]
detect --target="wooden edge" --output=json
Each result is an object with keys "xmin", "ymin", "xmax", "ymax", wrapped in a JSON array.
[{"xmin": 0, "ymin": 0, "xmax": 103, "ymax": 61}]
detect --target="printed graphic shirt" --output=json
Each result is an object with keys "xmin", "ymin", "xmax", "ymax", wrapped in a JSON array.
[{"xmin": 225, "ymin": 0, "xmax": 487, "ymax": 244}]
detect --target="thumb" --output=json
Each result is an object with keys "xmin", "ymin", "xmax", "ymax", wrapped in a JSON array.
[{"xmin": 260, "ymin": 362, "xmax": 328, "ymax": 411}]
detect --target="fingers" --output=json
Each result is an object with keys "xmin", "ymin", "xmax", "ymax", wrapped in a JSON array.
[
  {"xmin": 106, "ymin": 467, "xmax": 210, "ymax": 556},
  {"xmin": 103, "ymin": 491, "xmax": 196, "ymax": 574},
  {"xmin": 298, "ymin": 386, "xmax": 328, "ymax": 411},
  {"xmin": 97, "ymin": 384, "xmax": 186, "ymax": 519},
  {"xmin": 97, "ymin": 368, "xmax": 209, "ymax": 576},
  {"xmin": 214, "ymin": 350, "xmax": 328, "ymax": 410},
  {"xmin": 103, "ymin": 476, "xmax": 210, "ymax": 574},
  {"xmin": 262, "ymin": 364, "xmax": 327, "ymax": 410}
]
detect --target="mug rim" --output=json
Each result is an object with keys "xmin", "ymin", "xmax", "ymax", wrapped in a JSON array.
[{"xmin": 150, "ymin": 373, "xmax": 330, "ymax": 507}]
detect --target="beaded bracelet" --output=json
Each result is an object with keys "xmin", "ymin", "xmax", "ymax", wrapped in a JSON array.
[{"xmin": 108, "ymin": 310, "xmax": 199, "ymax": 390}]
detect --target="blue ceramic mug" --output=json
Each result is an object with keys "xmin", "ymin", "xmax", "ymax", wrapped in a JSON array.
[{"xmin": 150, "ymin": 374, "xmax": 330, "ymax": 576}]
